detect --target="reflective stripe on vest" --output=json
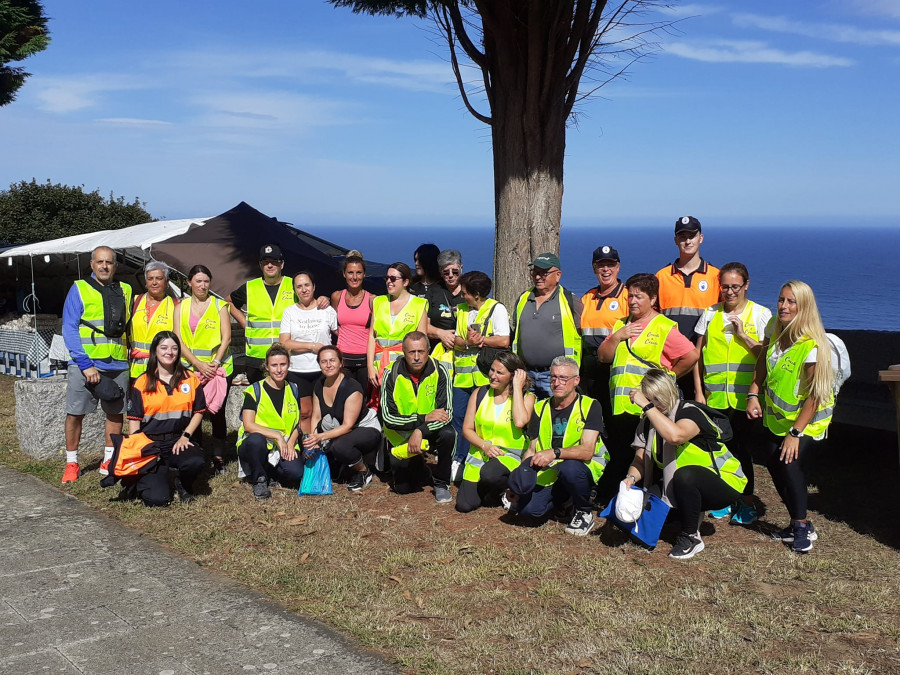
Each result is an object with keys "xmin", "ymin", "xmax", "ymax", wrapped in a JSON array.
[
  {"xmin": 511, "ymin": 286, "xmax": 581, "ymax": 365},
  {"xmin": 764, "ymin": 338, "xmax": 833, "ymax": 438},
  {"xmin": 580, "ymin": 283, "xmax": 628, "ymax": 337},
  {"xmin": 656, "ymin": 262, "xmax": 720, "ymax": 318},
  {"xmin": 237, "ymin": 381, "xmax": 301, "ymax": 450},
  {"xmin": 382, "ymin": 364, "xmax": 440, "ymax": 447},
  {"xmin": 462, "ymin": 387, "xmax": 530, "ymax": 483},
  {"xmin": 533, "ymin": 395, "xmax": 609, "ymax": 485},
  {"xmin": 133, "ymin": 371, "xmax": 201, "ymax": 429},
  {"xmin": 74, "ymin": 279, "xmax": 132, "ymax": 364},
  {"xmin": 179, "ymin": 297, "xmax": 233, "ymax": 375},
  {"xmin": 371, "ymin": 295, "xmax": 427, "ymax": 376},
  {"xmin": 651, "ymin": 404, "xmax": 748, "ymax": 494},
  {"xmin": 453, "ymin": 298, "xmax": 498, "ymax": 388},
  {"xmin": 245, "ymin": 278, "xmax": 295, "ymax": 359},
  {"xmin": 609, "ymin": 314, "xmax": 676, "ymax": 416},
  {"xmin": 129, "ymin": 295, "xmax": 176, "ymax": 378},
  {"xmin": 701, "ymin": 301, "xmax": 762, "ymax": 411},
  {"xmin": 110, "ymin": 432, "xmax": 159, "ymax": 478}
]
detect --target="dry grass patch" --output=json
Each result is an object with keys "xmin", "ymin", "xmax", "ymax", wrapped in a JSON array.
[{"xmin": 2, "ymin": 375, "xmax": 899, "ymax": 674}]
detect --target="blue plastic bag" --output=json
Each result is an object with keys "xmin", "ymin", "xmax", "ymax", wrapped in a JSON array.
[
  {"xmin": 599, "ymin": 487, "xmax": 670, "ymax": 549},
  {"xmin": 299, "ymin": 451, "xmax": 333, "ymax": 496}
]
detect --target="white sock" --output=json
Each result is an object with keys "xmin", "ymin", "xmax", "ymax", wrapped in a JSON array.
[
  {"xmin": 66, "ymin": 451, "xmax": 78, "ymax": 464},
  {"xmin": 103, "ymin": 446, "xmax": 114, "ymax": 462}
]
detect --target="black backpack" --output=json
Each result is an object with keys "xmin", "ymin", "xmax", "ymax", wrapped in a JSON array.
[{"xmin": 80, "ymin": 277, "xmax": 128, "ymax": 339}]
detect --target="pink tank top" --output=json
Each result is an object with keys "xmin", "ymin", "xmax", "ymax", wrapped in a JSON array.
[{"xmin": 336, "ymin": 290, "xmax": 372, "ymax": 356}]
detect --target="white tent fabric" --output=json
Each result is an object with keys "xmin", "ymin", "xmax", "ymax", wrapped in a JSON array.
[{"xmin": 0, "ymin": 218, "xmax": 210, "ymax": 259}]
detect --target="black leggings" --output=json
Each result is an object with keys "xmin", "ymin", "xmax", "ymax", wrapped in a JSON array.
[
  {"xmin": 670, "ymin": 465, "xmax": 742, "ymax": 535},
  {"xmin": 329, "ymin": 427, "xmax": 382, "ymax": 469},
  {"xmin": 455, "ymin": 459, "xmax": 512, "ymax": 513},
  {"xmin": 125, "ymin": 444, "xmax": 206, "ymax": 507},
  {"xmin": 724, "ymin": 408, "xmax": 758, "ymax": 496},
  {"xmin": 759, "ymin": 429, "xmax": 815, "ymax": 520},
  {"xmin": 342, "ymin": 355, "xmax": 370, "ymax": 397}
]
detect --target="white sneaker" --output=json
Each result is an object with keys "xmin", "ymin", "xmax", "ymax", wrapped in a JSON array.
[
  {"xmin": 565, "ymin": 509, "xmax": 595, "ymax": 536},
  {"xmin": 450, "ymin": 460, "xmax": 462, "ymax": 482}
]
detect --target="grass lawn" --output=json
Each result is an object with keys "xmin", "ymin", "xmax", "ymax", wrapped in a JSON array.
[{"xmin": 1, "ymin": 374, "xmax": 898, "ymax": 674}]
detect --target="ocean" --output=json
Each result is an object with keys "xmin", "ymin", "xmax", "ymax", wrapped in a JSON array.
[{"xmin": 296, "ymin": 217, "xmax": 900, "ymax": 332}]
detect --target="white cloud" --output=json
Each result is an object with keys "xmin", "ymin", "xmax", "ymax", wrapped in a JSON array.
[
  {"xmin": 849, "ymin": 0, "xmax": 900, "ymax": 20},
  {"xmin": 95, "ymin": 118, "xmax": 173, "ymax": 127},
  {"xmin": 734, "ymin": 13, "xmax": 900, "ymax": 46},
  {"xmin": 657, "ymin": 4, "xmax": 723, "ymax": 18},
  {"xmin": 665, "ymin": 40, "xmax": 855, "ymax": 67},
  {"xmin": 187, "ymin": 90, "xmax": 355, "ymax": 130},
  {"xmin": 32, "ymin": 74, "xmax": 150, "ymax": 113}
]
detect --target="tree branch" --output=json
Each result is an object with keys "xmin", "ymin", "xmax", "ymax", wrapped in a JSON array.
[{"xmin": 436, "ymin": 5, "xmax": 492, "ymax": 124}]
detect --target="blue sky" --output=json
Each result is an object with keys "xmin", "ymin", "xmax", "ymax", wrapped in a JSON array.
[{"xmin": 1, "ymin": 0, "xmax": 898, "ymax": 225}]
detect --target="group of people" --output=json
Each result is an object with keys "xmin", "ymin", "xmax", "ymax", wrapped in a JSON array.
[{"xmin": 60, "ymin": 215, "xmax": 837, "ymax": 559}]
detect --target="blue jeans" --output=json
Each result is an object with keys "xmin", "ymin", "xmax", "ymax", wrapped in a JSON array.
[
  {"xmin": 452, "ymin": 386, "xmax": 475, "ymax": 462},
  {"xmin": 528, "ymin": 370, "xmax": 552, "ymax": 399},
  {"xmin": 515, "ymin": 460, "xmax": 595, "ymax": 517}
]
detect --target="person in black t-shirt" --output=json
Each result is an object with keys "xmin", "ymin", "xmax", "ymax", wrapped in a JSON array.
[{"xmin": 424, "ymin": 250, "xmax": 465, "ymax": 350}]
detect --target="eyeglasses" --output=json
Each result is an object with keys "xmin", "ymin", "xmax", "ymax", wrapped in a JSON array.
[
  {"xmin": 384, "ymin": 275, "xmax": 403, "ymax": 283},
  {"xmin": 441, "ymin": 268, "xmax": 461, "ymax": 277},
  {"xmin": 532, "ymin": 268, "xmax": 560, "ymax": 277},
  {"xmin": 549, "ymin": 374, "xmax": 575, "ymax": 383},
  {"xmin": 721, "ymin": 283, "xmax": 746, "ymax": 292}
]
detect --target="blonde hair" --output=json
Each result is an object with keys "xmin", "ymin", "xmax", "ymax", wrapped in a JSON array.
[
  {"xmin": 770, "ymin": 280, "xmax": 834, "ymax": 403},
  {"xmin": 640, "ymin": 369, "xmax": 679, "ymax": 414}
]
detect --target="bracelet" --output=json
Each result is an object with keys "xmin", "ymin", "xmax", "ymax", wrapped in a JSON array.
[
  {"xmin": 211, "ymin": 359, "xmax": 221, "ymax": 365},
  {"xmin": 626, "ymin": 473, "xmax": 639, "ymax": 483},
  {"xmin": 641, "ymin": 403, "xmax": 654, "ymax": 414},
  {"xmin": 746, "ymin": 393, "xmax": 759, "ymax": 399},
  {"xmin": 181, "ymin": 431, "xmax": 191, "ymax": 439}
]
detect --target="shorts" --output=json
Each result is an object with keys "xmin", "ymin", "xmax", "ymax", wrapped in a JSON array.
[
  {"xmin": 287, "ymin": 370, "xmax": 321, "ymax": 398},
  {"xmin": 66, "ymin": 364, "xmax": 129, "ymax": 416}
]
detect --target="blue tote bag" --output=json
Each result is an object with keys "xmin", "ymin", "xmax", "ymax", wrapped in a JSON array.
[
  {"xmin": 599, "ymin": 486, "xmax": 670, "ymax": 549},
  {"xmin": 299, "ymin": 451, "xmax": 333, "ymax": 496}
]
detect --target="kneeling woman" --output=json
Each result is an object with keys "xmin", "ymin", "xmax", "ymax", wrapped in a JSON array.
[
  {"xmin": 107, "ymin": 331, "xmax": 207, "ymax": 506},
  {"xmin": 237, "ymin": 344, "xmax": 304, "ymax": 500},
  {"xmin": 623, "ymin": 369, "xmax": 748, "ymax": 559},
  {"xmin": 456, "ymin": 351, "xmax": 535, "ymax": 513},
  {"xmin": 304, "ymin": 346, "xmax": 383, "ymax": 492}
]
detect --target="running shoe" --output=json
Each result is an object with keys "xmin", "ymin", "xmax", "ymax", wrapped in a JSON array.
[
  {"xmin": 347, "ymin": 470, "xmax": 373, "ymax": 492},
  {"xmin": 730, "ymin": 502, "xmax": 758, "ymax": 525},
  {"xmin": 434, "ymin": 484, "xmax": 452, "ymax": 504},
  {"xmin": 791, "ymin": 521, "xmax": 815, "ymax": 553},
  {"xmin": 252, "ymin": 477, "xmax": 271, "ymax": 500},
  {"xmin": 709, "ymin": 504, "xmax": 734, "ymax": 519},
  {"xmin": 212, "ymin": 456, "xmax": 227, "ymax": 475},
  {"xmin": 61, "ymin": 463, "xmax": 80, "ymax": 484},
  {"xmin": 565, "ymin": 509, "xmax": 596, "ymax": 536},
  {"xmin": 669, "ymin": 533, "xmax": 705, "ymax": 559},
  {"xmin": 98, "ymin": 459, "xmax": 110, "ymax": 477},
  {"xmin": 774, "ymin": 521, "xmax": 818, "ymax": 543}
]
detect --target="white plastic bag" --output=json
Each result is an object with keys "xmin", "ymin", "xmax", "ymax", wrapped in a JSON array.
[{"xmin": 615, "ymin": 481, "xmax": 644, "ymax": 524}]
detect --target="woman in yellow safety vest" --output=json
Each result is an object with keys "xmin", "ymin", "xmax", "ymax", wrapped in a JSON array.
[
  {"xmin": 622, "ymin": 369, "xmax": 748, "ymax": 560},
  {"xmin": 129, "ymin": 261, "xmax": 178, "ymax": 381},
  {"xmin": 173, "ymin": 264, "xmax": 232, "ymax": 474},
  {"xmin": 366, "ymin": 262, "xmax": 427, "ymax": 390},
  {"xmin": 693, "ymin": 262, "xmax": 772, "ymax": 525},
  {"xmin": 455, "ymin": 351, "xmax": 534, "ymax": 513},
  {"xmin": 746, "ymin": 281, "xmax": 834, "ymax": 554}
]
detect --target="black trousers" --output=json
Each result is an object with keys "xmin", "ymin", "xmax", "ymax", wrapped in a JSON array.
[
  {"xmin": 342, "ymin": 356, "xmax": 370, "ymax": 397},
  {"xmin": 758, "ymin": 429, "xmax": 815, "ymax": 520},
  {"xmin": 329, "ymin": 427, "xmax": 382, "ymax": 469},
  {"xmin": 455, "ymin": 459, "xmax": 512, "ymax": 513},
  {"xmin": 126, "ymin": 443, "xmax": 206, "ymax": 507},
  {"xmin": 670, "ymin": 465, "xmax": 742, "ymax": 535},
  {"xmin": 390, "ymin": 425, "xmax": 456, "ymax": 494},
  {"xmin": 238, "ymin": 433, "xmax": 305, "ymax": 487},
  {"xmin": 595, "ymin": 412, "xmax": 641, "ymax": 505},
  {"xmin": 723, "ymin": 408, "xmax": 759, "ymax": 496}
]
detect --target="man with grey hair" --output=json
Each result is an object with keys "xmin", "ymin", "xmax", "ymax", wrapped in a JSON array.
[
  {"xmin": 129, "ymin": 261, "xmax": 176, "ymax": 380},
  {"xmin": 507, "ymin": 355, "xmax": 609, "ymax": 535},
  {"xmin": 61, "ymin": 246, "xmax": 132, "ymax": 483}
]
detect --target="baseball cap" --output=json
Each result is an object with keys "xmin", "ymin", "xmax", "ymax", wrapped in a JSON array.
[
  {"xmin": 591, "ymin": 245, "xmax": 620, "ymax": 263},
  {"xmin": 674, "ymin": 216, "xmax": 702, "ymax": 234},
  {"xmin": 531, "ymin": 252, "xmax": 561, "ymax": 270},
  {"xmin": 258, "ymin": 244, "xmax": 284, "ymax": 261},
  {"xmin": 507, "ymin": 459, "xmax": 538, "ymax": 496}
]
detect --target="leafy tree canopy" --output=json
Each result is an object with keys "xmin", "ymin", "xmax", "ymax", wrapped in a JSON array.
[
  {"xmin": 0, "ymin": 179, "xmax": 155, "ymax": 246},
  {"xmin": 0, "ymin": 0, "xmax": 50, "ymax": 106}
]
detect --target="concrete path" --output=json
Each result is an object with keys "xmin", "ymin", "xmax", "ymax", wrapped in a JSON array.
[{"xmin": 0, "ymin": 467, "xmax": 396, "ymax": 675}]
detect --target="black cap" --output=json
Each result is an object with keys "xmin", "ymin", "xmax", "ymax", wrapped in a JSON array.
[
  {"xmin": 674, "ymin": 216, "xmax": 702, "ymax": 234},
  {"xmin": 258, "ymin": 244, "xmax": 284, "ymax": 261},
  {"xmin": 508, "ymin": 459, "xmax": 539, "ymax": 496},
  {"xmin": 591, "ymin": 245, "xmax": 620, "ymax": 263}
]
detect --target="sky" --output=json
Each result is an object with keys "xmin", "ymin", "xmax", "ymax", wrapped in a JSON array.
[{"xmin": 1, "ymin": 0, "xmax": 899, "ymax": 227}]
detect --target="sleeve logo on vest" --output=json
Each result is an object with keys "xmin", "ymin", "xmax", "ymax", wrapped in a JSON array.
[{"xmin": 180, "ymin": 382, "xmax": 192, "ymax": 394}]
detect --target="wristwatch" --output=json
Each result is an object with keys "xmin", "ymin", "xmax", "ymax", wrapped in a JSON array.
[
  {"xmin": 789, "ymin": 427, "xmax": 804, "ymax": 438},
  {"xmin": 642, "ymin": 403, "xmax": 654, "ymax": 414},
  {"xmin": 553, "ymin": 448, "xmax": 562, "ymax": 460}
]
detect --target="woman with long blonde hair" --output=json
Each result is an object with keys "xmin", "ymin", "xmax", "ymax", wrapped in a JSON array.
[{"xmin": 746, "ymin": 281, "xmax": 834, "ymax": 554}]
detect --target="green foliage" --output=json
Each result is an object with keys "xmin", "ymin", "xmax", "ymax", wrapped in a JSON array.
[
  {"xmin": 0, "ymin": 179, "xmax": 155, "ymax": 246},
  {"xmin": 327, "ymin": 1, "xmax": 430, "ymax": 19},
  {"xmin": 0, "ymin": 0, "xmax": 51, "ymax": 106}
]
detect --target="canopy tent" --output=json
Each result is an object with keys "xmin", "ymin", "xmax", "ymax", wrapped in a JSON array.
[{"xmin": 151, "ymin": 201, "xmax": 389, "ymax": 299}]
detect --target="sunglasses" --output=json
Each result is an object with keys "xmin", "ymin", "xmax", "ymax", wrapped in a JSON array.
[
  {"xmin": 442, "ymin": 268, "xmax": 461, "ymax": 277},
  {"xmin": 384, "ymin": 275, "xmax": 403, "ymax": 283}
]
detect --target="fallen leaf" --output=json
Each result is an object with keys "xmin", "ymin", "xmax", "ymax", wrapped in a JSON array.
[
  {"xmin": 389, "ymin": 575, "xmax": 403, "ymax": 584},
  {"xmin": 577, "ymin": 660, "xmax": 592, "ymax": 668},
  {"xmin": 403, "ymin": 590, "xmax": 412, "ymax": 601},
  {"xmin": 415, "ymin": 596, "xmax": 425, "ymax": 609},
  {"xmin": 299, "ymin": 552, "xmax": 310, "ymax": 563},
  {"xmin": 285, "ymin": 515, "xmax": 309, "ymax": 526},
  {"xmin": 435, "ymin": 557, "xmax": 454, "ymax": 564},
  {"xmin": 377, "ymin": 515, "xmax": 395, "ymax": 521},
  {"xmin": 345, "ymin": 512, "xmax": 357, "ymax": 519},
  {"xmin": 274, "ymin": 511, "xmax": 286, "ymax": 517}
]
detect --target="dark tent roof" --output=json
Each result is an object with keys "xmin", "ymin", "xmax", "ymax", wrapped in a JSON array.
[{"xmin": 151, "ymin": 202, "xmax": 388, "ymax": 299}]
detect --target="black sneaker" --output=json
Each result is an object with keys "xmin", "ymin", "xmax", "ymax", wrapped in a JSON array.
[
  {"xmin": 565, "ymin": 509, "xmax": 596, "ymax": 536},
  {"xmin": 774, "ymin": 521, "xmax": 818, "ymax": 543},
  {"xmin": 669, "ymin": 533, "xmax": 705, "ymax": 559},
  {"xmin": 252, "ymin": 476, "xmax": 271, "ymax": 500},
  {"xmin": 790, "ymin": 521, "xmax": 815, "ymax": 553},
  {"xmin": 174, "ymin": 476, "xmax": 195, "ymax": 504},
  {"xmin": 347, "ymin": 470, "xmax": 373, "ymax": 492}
]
